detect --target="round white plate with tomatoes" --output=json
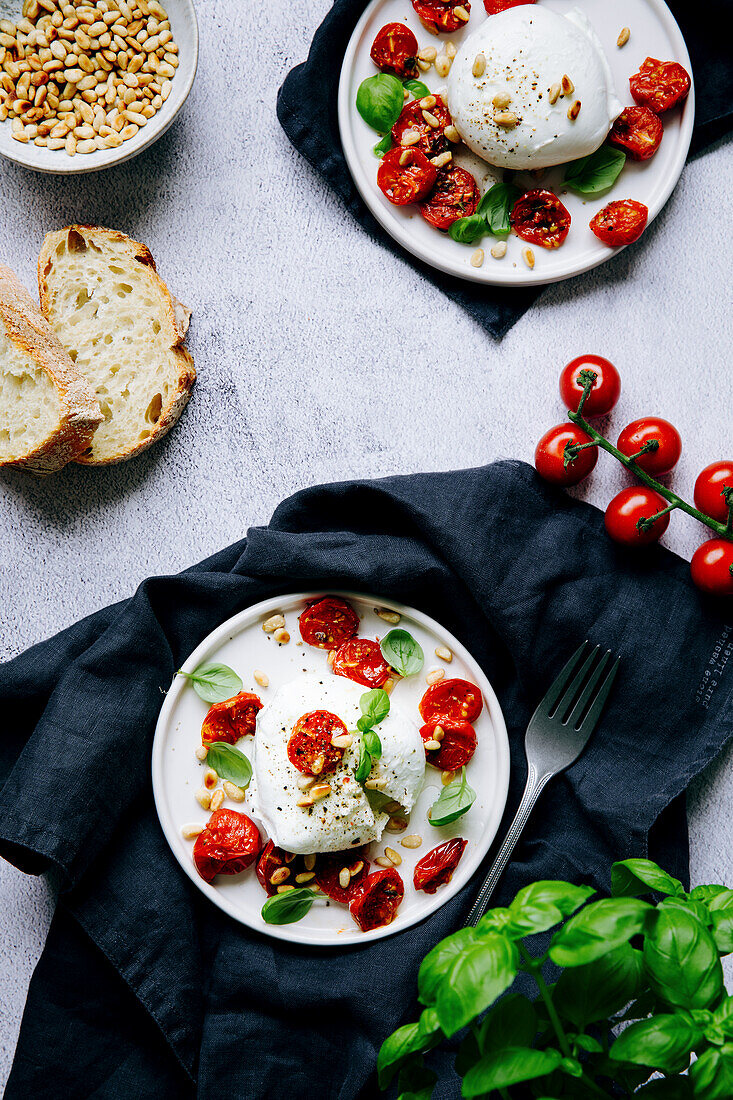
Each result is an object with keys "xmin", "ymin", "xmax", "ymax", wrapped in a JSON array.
[
  {"xmin": 338, "ymin": 0, "xmax": 694, "ymax": 286},
  {"xmin": 152, "ymin": 592, "xmax": 510, "ymax": 946}
]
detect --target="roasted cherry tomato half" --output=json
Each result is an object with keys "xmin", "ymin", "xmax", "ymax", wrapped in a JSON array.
[
  {"xmin": 510, "ymin": 189, "xmax": 571, "ymax": 249},
  {"xmin": 193, "ymin": 809, "xmax": 261, "ymax": 884},
  {"xmin": 484, "ymin": 0, "xmax": 535, "ymax": 12},
  {"xmin": 559, "ymin": 355, "xmax": 621, "ymax": 417},
  {"xmin": 287, "ymin": 710, "xmax": 348, "ymax": 776},
  {"xmin": 392, "ymin": 95, "xmax": 453, "ymax": 158},
  {"xmin": 377, "ymin": 146, "xmax": 437, "ymax": 206},
  {"xmin": 608, "ymin": 105, "xmax": 663, "ymax": 161},
  {"xmin": 419, "ymin": 677, "xmax": 483, "ymax": 724},
  {"xmin": 411, "ymin": 0, "xmax": 470, "ymax": 34},
  {"xmin": 694, "ymin": 462, "xmax": 733, "ymax": 525},
  {"xmin": 315, "ymin": 849, "xmax": 370, "ymax": 902},
  {"xmin": 590, "ymin": 199, "xmax": 648, "ymax": 246},
  {"xmin": 349, "ymin": 867, "xmax": 404, "ymax": 931},
  {"xmin": 332, "ymin": 638, "xmax": 391, "ymax": 688},
  {"xmin": 420, "ymin": 719, "xmax": 477, "ymax": 770},
  {"xmin": 414, "ymin": 838, "xmax": 467, "ymax": 893},
  {"xmin": 691, "ymin": 540, "xmax": 733, "ymax": 598},
  {"xmin": 299, "ymin": 597, "xmax": 359, "ymax": 648},
  {"xmin": 370, "ymin": 22, "xmax": 419, "ymax": 78},
  {"xmin": 617, "ymin": 417, "xmax": 682, "ymax": 476},
  {"xmin": 534, "ymin": 423, "xmax": 598, "ymax": 487},
  {"xmin": 201, "ymin": 691, "xmax": 263, "ymax": 746},
  {"xmin": 630, "ymin": 57, "xmax": 691, "ymax": 114},
  {"xmin": 256, "ymin": 840, "xmax": 293, "ymax": 896},
  {"xmin": 604, "ymin": 487, "xmax": 670, "ymax": 547},
  {"xmin": 420, "ymin": 165, "xmax": 480, "ymax": 230}
]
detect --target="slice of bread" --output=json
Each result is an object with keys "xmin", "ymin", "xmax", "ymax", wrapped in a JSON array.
[
  {"xmin": 38, "ymin": 226, "xmax": 195, "ymax": 465},
  {"xmin": 0, "ymin": 263, "xmax": 103, "ymax": 476}
]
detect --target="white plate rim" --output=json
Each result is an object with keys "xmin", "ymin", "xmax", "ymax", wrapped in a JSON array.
[
  {"xmin": 151, "ymin": 589, "xmax": 511, "ymax": 947},
  {"xmin": 337, "ymin": 0, "xmax": 695, "ymax": 287}
]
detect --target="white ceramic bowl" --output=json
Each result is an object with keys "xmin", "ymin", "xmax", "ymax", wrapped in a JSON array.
[{"xmin": 0, "ymin": 0, "xmax": 198, "ymax": 174}]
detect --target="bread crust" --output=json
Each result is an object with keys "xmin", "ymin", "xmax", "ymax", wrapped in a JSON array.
[
  {"xmin": 38, "ymin": 226, "xmax": 195, "ymax": 465},
  {"xmin": 0, "ymin": 263, "xmax": 103, "ymax": 476}
]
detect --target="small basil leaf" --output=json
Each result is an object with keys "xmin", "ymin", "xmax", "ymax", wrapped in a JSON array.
[
  {"xmin": 690, "ymin": 1046, "xmax": 733, "ymax": 1100},
  {"xmin": 707, "ymin": 888, "xmax": 733, "ymax": 953},
  {"xmin": 549, "ymin": 897, "xmax": 652, "ymax": 967},
  {"xmin": 611, "ymin": 858, "xmax": 685, "ymax": 899},
  {"xmin": 448, "ymin": 214, "xmax": 487, "ymax": 244},
  {"xmin": 659, "ymin": 895, "xmax": 712, "ymax": 927},
  {"xmin": 435, "ymin": 932, "xmax": 518, "ymax": 1037},
  {"xmin": 356, "ymin": 72, "xmax": 404, "ymax": 133},
  {"xmin": 373, "ymin": 132, "xmax": 393, "ymax": 158},
  {"xmin": 563, "ymin": 146, "xmax": 626, "ymax": 196},
  {"xmin": 463, "ymin": 1047, "xmax": 561, "ymax": 1096},
  {"xmin": 380, "ymin": 629, "xmax": 424, "ymax": 678},
  {"xmin": 428, "ymin": 766, "xmax": 476, "ymax": 826},
  {"xmin": 356, "ymin": 715, "xmax": 373, "ymax": 732},
  {"xmin": 360, "ymin": 687, "xmax": 390, "ymax": 726},
  {"xmin": 363, "ymin": 728, "xmax": 382, "ymax": 759},
  {"xmin": 610, "ymin": 1014, "xmax": 700, "ymax": 1073},
  {"xmin": 418, "ymin": 927, "xmax": 478, "ymax": 1005},
  {"xmin": 355, "ymin": 740, "xmax": 372, "ymax": 784},
  {"xmin": 204, "ymin": 742, "xmax": 252, "ymax": 788},
  {"xmin": 713, "ymin": 995, "xmax": 733, "ymax": 1038},
  {"xmin": 554, "ymin": 943, "xmax": 643, "ymax": 1029},
  {"xmin": 403, "ymin": 79, "xmax": 430, "ymax": 99},
  {"xmin": 477, "ymin": 181, "xmax": 520, "ymax": 235},
  {"xmin": 477, "ymin": 994, "xmax": 537, "ymax": 1053},
  {"xmin": 644, "ymin": 906, "xmax": 724, "ymax": 1010},
  {"xmin": 573, "ymin": 1034, "xmax": 603, "ymax": 1054},
  {"xmin": 690, "ymin": 884, "xmax": 728, "ymax": 902},
  {"xmin": 509, "ymin": 881, "xmax": 596, "ymax": 935},
  {"xmin": 179, "ymin": 662, "xmax": 243, "ymax": 703},
  {"xmin": 261, "ymin": 887, "xmax": 315, "ymax": 925},
  {"xmin": 377, "ymin": 1022, "xmax": 423, "ymax": 1090}
]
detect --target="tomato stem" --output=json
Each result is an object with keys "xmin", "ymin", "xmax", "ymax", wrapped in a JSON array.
[
  {"xmin": 574, "ymin": 369, "xmax": 598, "ymax": 418},
  {"xmin": 636, "ymin": 503, "xmax": 677, "ymax": 532},
  {"xmin": 627, "ymin": 439, "xmax": 660, "ymax": 463},
  {"xmin": 724, "ymin": 488, "xmax": 733, "ymax": 536}
]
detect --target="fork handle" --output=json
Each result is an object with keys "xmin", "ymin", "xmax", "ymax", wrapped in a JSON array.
[{"xmin": 464, "ymin": 766, "xmax": 553, "ymax": 928}]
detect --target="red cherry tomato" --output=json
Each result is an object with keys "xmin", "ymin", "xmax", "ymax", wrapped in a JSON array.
[
  {"xmin": 604, "ymin": 487, "xmax": 670, "ymax": 547},
  {"xmin": 419, "ymin": 677, "xmax": 483, "ymax": 724},
  {"xmin": 608, "ymin": 105, "xmax": 664, "ymax": 161},
  {"xmin": 559, "ymin": 355, "xmax": 621, "ymax": 417},
  {"xmin": 414, "ymin": 838, "xmax": 467, "ymax": 893},
  {"xmin": 617, "ymin": 417, "xmax": 682, "ymax": 475},
  {"xmin": 256, "ymin": 840, "xmax": 292, "ymax": 896},
  {"xmin": 411, "ymin": 0, "xmax": 470, "ymax": 34},
  {"xmin": 420, "ymin": 719, "xmax": 477, "ymax": 770},
  {"xmin": 690, "ymin": 540, "xmax": 733, "ymax": 597},
  {"xmin": 392, "ymin": 95, "xmax": 453, "ymax": 158},
  {"xmin": 510, "ymin": 189, "xmax": 571, "ymax": 249},
  {"xmin": 287, "ymin": 710, "xmax": 348, "ymax": 776},
  {"xmin": 534, "ymin": 423, "xmax": 598, "ymax": 487},
  {"xmin": 332, "ymin": 638, "xmax": 391, "ymax": 688},
  {"xmin": 484, "ymin": 0, "xmax": 535, "ymax": 13},
  {"xmin": 694, "ymin": 462, "xmax": 733, "ymax": 524},
  {"xmin": 315, "ymin": 849, "xmax": 370, "ymax": 902},
  {"xmin": 590, "ymin": 200, "xmax": 648, "ymax": 246},
  {"xmin": 193, "ymin": 809, "xmax": 261, "ymax": 884},
  {"xmin": 349, "ymin": 867, "xmax": 404, "ymax": 931},
  {"xmin": 377, "ymin": 146, "xmax": 437, "ymax": 206},
  {"xmin": 201, "ymin": 691, "xmax": 263, "ymax": 746},
  {"xmin": 370, "ymin": 22, "xmax": 419, "ymax": 78},
  {"xmin": 630, "ymin": 58, "xmax": 691, "ymax": 114},
  {"xmin": 299, "ymin": 597, "xmax": 359, "ymax": 648},
  {"xmin": 419, "ymin": 165, "xmax": 480, "ymax": 230}
]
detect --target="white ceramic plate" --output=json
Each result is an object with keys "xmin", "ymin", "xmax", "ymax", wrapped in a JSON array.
[
  {"xmin": 338, "ymin": 0, "xmax": 694, "ymax": 286},
  {"xmin": 152, "ymin": 591, "xmax": 510, "ymax": 946},
  {"xmin": 0, "ymin": 0, "xmax": 198, "ymax": 174}
]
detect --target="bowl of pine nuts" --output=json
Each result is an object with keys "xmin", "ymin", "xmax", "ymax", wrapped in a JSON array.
[{"xmin": 0, "ymin": 0, "xmax": 198, "ymax": 173}]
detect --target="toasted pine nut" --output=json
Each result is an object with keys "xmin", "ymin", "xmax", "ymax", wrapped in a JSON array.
[
  {"xmin": 195, "ymin": 787, "xmax": 211, "ymax": 809},
  {"xmin": 296, "ymin": 795, "xmax": 313, "ymax": 808},
  {"xmin": 422, "ymin": 108, "xmax": 439, "ymax": 128},
  {"xmin": 270, "ymin": 867, "xmax": 290, "ymax": 885},
  {"xmin": 522, "ymin": 247, "xmax": 535, "ymax": 269},
  {"xmin": 401, "ymin": 835, "xmax": 423, "ymax": 849},
  {"xmin": 435, "ymin": 645, "xmax": 453, "ymax": 662},
  {"xmin": 349, "ymin": 860, "xmax": 364, "ymax": 875},
  {"xmin": 386, "ymin": 817, "xmax": 408, "ymax": 832},
  {"xmin": 491, "ymin": 241, "xmax": 507, "ymax": 259},
  {"xmin": 424, "ymin": 738, "xmax": 441, "ymax": 751},
  {"xmin": 253, "ymin": 669, "xmax": 269, "ymax": 688},
  {"xmin": 310, "ymin": 783, "xmax": 332, "ymax": 800},
  {"xmin": 297, "ymin": 775, "xmax": 315, "ymax": 790},
  {"xmin": 210, "ymin": 788, "xmax": 224, "ymax": 811},
  {"xmin": 418, "ymin": 45, "xmax": 437, "ymax": 61},
  {"xmin": 296, "ymin": 871, "xmax": 316, "ymax": 884},
  {"xmin": 433, "ymin": 725, "xmax": 445, "ymax": 742},
  {"xmin": 417, "ymin": 58, "xmax": 431, "ymax": 71},
  {"xmin": 444, "ymin": 123, "xmax": 460, "ymax": 142},
  {"xmin": 338, "ymin": 867, "xmax": 351, "ymax": 888},
  {"xmin": 418, "ymin": 94, "xmax": 436, "ymax": 109},
  {"xmin": 274, "ymin": 628, "xmax": 290, "ymax": 645},
  {"xmin": 442, "ymin": 769, "xmax": 456, "ymax": 785},
  {"xmin": 195, "ymin": 744, "xmax": 208, "ymax": 762},
  {"xmin": 472, "ymin": 52, "xmax": 485, "ymax": 78},
  {"xmin": 492, "ymin": 91, "xmax": 511, "ymax": 108},
  {"xmin": 494, "ymin": 111, "xmax": 517, "ymax": 128},
  {"xmin": 445, "ymin": 41, "xmax": 457, "ymax": 59},
  {"xmin": 383, "ymin": 800, "xmax": 402, "ymax": 814},
  {"xmin": 454, "ymin": 4, "xmax": 469, "ymax": 20},
  {"xmin": 304, "ymin": 853, "xmax": 316, "ymax": 871},
  {"xmin": 375, "ymin": 856, "xmax": 393, "ymax": 868},
  {"xmin": 365, "ymin": 778, "xmax": 388, "ymax": 790},
  {"xmin": 470, "ymin": 248, "xmax": 484, "ymax": 268},
  {"xmin": 262, "ymin": 614, "xmax": 285, "ymax": 633},
  {"xmin": 399, "ymin": 149, "xmax": 411, "ymax": 166},
  {"xmin": 327, "ymin": 648, "xmax": 336, "ymax": 667},
  {"xmin": 426, "ymin": 668, "xmax": 445, "ymax": 685},
  {"xmin": 383, "ymin": 677, "xmax": 395, "ymax": 694},
  {"xmin": 277, "ymin": 884, "xmax": 295, "ymax": 894},
  {"xmin": 617, "ymin": 26, "xmax": 630, "ymax": 47},
  {"xmin": 203, "ymin": 767, "xmax": 218, "ymax": 789},
  {"xmin": 435, "ymin": 53, "xmax": 452, "ymax": 77},
  {"xmin": 430, "ymin": 150, "xmax": 452, "ymax": 167},
  {"xmin": 331, "ymin": 733, "xmax": 354, "ymax": 749},
  {"xmin": 548, "ymin": 82, "xmax": 561, "ymax": 105},
  {"xmin": 384, "ymin": 846, "xmax": 402, "ymax": 866},
  {"xmin": 561, "ymin": 74, "xmax": 574, "ymax": 95},
  {"xmin": 376, "ymin": 608, "xmax": 401, "ymax": 624},
  {"xmin": 223, "ymin": 780, "xmax": 245, "ymax": 802},
  {"xmin": 567, "ymin": 100, "xmax": 581, "ymax": 120},
  {"xmin": 283, "ymin": 851, "xmax": 296, "ymax": 863},
  {"xmin": 181, "ymin": 823, "xmax": 204, "ymax": 839}
]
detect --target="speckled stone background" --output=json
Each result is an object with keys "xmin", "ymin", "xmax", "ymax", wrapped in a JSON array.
[{"xmin": 0, "ymin": 0, "xmax": 731, "ymax": 1086}]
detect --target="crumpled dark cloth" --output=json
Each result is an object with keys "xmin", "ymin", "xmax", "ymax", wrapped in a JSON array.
[
  {"xmin": 2, "ymin": 460, "xmax": 732, "ymax": 1099},
  {"xmin": 277, "ymin": 0, "xmax": 733, "ymax": 339}
]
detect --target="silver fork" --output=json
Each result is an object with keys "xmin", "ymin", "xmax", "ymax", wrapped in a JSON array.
[{"xmin": 465, "ymin": 641, "xmax": 620, "ymax": 927}]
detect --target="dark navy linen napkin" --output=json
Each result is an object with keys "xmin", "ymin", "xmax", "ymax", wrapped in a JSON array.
[
  {"xmin": 2, "ymin": 460, "xmax": 733, "ymax": 1099},
  {"xmin": 277, "ymin": 0, "xmax": 732, "ymax": 340}
]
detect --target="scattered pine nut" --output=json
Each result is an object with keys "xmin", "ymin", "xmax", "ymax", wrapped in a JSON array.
[
  {"xmin": 349, "ymin": 860, "xmax": 364, "ymax": 876},
  {"xmin": 223, "ymin": 780, "xmax": 245, "ymax": 803},
  {"xmin": 522, "ymin": 247, "xmax": 535, "ymax": 269},
  {"xmin": 310, "ymin": 783, "xmax": 332, "ymax": 801},
  {"xmin": 283, "ymin": 851, "xmax": 296, "ymax": 863},
  {"xmin": 417, "ymin": 58, "xmax": 432, "ymax": 72},
  {"xmin": 277, "ymin": 884, "xmax": 295, "ymax": 894},
  {"xmin": 548, "ymin": 82, "xmax": 561, "ymax": 105},
  {"xmin": 262, "ymin": 614, "xmax": 285, "ymax": 633},
  {"xmin": 444, "ymin": 123, "xmax": 460, "ymax": 142},
  {"xmin": 304, "ymin": 853, "xmax": 316, "ymax": 871},
  {"xmin": 453, "ymin": 5, "xmax": 470, "ymax": 21},
  {"xmin": 274, "ymin": 628, "xmax": 290, "ymax": 645},
  {"xmin": 365, "ymin": 778, "xmax": 388, "ymax": 790},
  {"xmin": 270, "ymin": 867, "xmax": 290, "ymax": 886},
  {"xmin": 254, "ymin": 670, "xmax": 269, "ymax": 688},
  {"xmin": 210, "ymin": 789, "xmax": 225, "ymax": 811},
  {"xmin": 375, "ymin": 856, "xmax": 394, "ymax": 868},
  {"xmin": 297, "ymin": 775, "xmax": 316, "ymax": 790},
  {"xmin": 422, "ymin": 109, "xmax": 440, "ymax": 128},
  {"xmin": 386, "ymin": 817, "xmax": 408, "ymax": 832},
  {"xmin": 470, "ymin": 248, "xmax": 484, "ymax": 268},
  {"xmin": 297, "ymin": 795, "xmax": 314, "ymax": 808},
  {"xmin": 327, "ymin": 648, "xmax": 336, "ymax": 668},
  {"xmin": 331, "ymin": 733, "xmax": 354, "ymax": 749},
  {"xmin": 430, "ymin": 150, "xmax": 452, "ymax": 168},
  {"xmin": 384, "ymin": 846, "xmax": 402, "ymax": 866},
  {"xmin": 418, "ymin": 46, "xmax": 437, "ymax": 62},
  {"xmin": 492, "ymin": 91, "xmax": 511, "ymax": 108},
  {"xmin": 433, "ymin": 725, "xmax": 445, "ymax": 742},
  {"xmin": 472, "ymin": 52, "xmax": 486, "ymax": 78},
  {"xmin": 445, "ymin": 41, "xmax": 457, "ymax": 59},
  {"xmin": 442, "ymin": 769, "xmax": 456, "ymax": 785},
  {"xmin": 424, "ymin": 738, "xmax": 441, "ymax": 751},
  {"xmin": 401, "ymin": 835, "xmax": 423, "ymax": 849},
  {"xmin": 296, "ymin": 871, "xmax": 316, "ymax": 884},
  {"xmin": 400, "ymin": 127, "xmax": 421, "ymax": 147},
  {"xmin": 435, "ymin": 645, "xmax": 453, "ymax": 662},
  {"xmin": 195, "ymin": 787, "xmax": 212, "ymax": 810},
  {"xmin": 399, "ymin": 149, "xmax": 411, "ymax": 166},
  {"xmin": 195, "ymin": 745, "xmax": 208, "ymax": 762},
  {"xmin": 338, "ymin": 867, "xmax": 351, "ymax": 889},
  {"xmin": 383, "ymin": 800, "xmax": 402, "ymax": 814},
  {"xmin": 494, "ymin": 111, "xmax": 517, "ymax": 128},
  {"xmin": 181, "ymin": 823, "xmax": 204, "ymax": 839},
  {"xmin": 617, "ymin": 27, "xmax": 630, "ymax": 47},
  {"xmin": 383, "ymin": 677, "xmax": 395, "ymax": 694},
  {"xmin": 203, "ymin": 768, "xmax": 218, "ymax": 790},
  {"xmin": 419, "ymin": 94, "xmax": 436, "ymax": 109},
  {"xmin": 567, "ymin": 100, "xmax": 581, "ymax": 121},
  {"xmin": 561, "ymin": 74, "xmax": 574, "ymax": 96},
  {"xmin": 435, "ymin": 53, "xmax": 452, "ymax": 77},
  {"xmin": 426, "ymin": 668, "xmax": 445, "ymax": 685},
  {"xmin": 491, "ymin": 241, "xmax": 507, "ymax": 259}
]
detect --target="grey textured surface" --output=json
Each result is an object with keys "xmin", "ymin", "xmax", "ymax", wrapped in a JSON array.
[{"xmin": 0, "ymin": 0, "xmax": 732, "ymax": 1088}]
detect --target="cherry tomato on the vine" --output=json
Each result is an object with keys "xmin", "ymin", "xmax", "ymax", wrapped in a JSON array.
[
  {"xmin": 604, "ymin": 487, "xmax": 670, "ymax": 547},
  {"xmin": 694, "ymin": 462, "xmax": 733, "ymax": 525},
  {"xmin": 559, "ymin": 355, "xmax": 621, "ymax": 417},
  {"xmin": 617, "ymin": 417, "xmax": 682, "ymax": 476},
  {"xmin": 690, "ymin": 540, "xmax": 733, "ymax": 597},
  {"xmin": 535, "ymin": 423, "xmax": 598, "ymax": 487}
]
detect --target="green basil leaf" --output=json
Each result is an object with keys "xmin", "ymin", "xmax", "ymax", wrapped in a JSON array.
[
  {"xmin": 690, "ymin": 884, "xmax": 728, "ymax": 902},
  {"xmin": 380, "ymin": 629, "xmax": 424, "ymax": 678},
  {"xmin": 611, "ymin": 858, "xmax": 685, "ymax": 899},
  {"xmin": 448, "ymin": 214, "xmax": 487, "ymax": 244},
  {"xmin": 463, "ymin": 1047, "xmax": 562, "ymax": 1096},
  {"xmin": 397, "ymin": 1059, "xmax": 438, "ymax": 1100},
  {"xmin": 377, "ymin": 1022, "xmax": 424, "ymax": 1090},
  {"xmin": 178, "ymin": 661, "xmax": 243, "ymax": 703},
  {"xmin": 418, "ymin": 927, "xmax": 478, "ymax": 1006},
  {"xmin": 563, "ymin": 146, "xmax": 626, "ymax": 195},
  {"xmin": 477, "ymin": 181, "xmax": 520, "ymax": 235},
  {"xmin": 549, "ymin": 897, "xmax": 652, "ymax": 967},
  {"xmin": 204, "ymin": 742, "xmax": 252, "ymax": 789},
  {"xmin": 360, "ymin": 687, "xmax": 390, "ymax": 726},
  {"xmin": 356, "ymin": 72, "xmax": 404, "ymax": 133},
  {"xmin": 573, "ymin": 1034, "xmax": 603, "ymax": 1054},
  {"xmin": 363, "ymin": 728, "xmax": 382, "ymax": 759},
  {"xmin": 477, "ymin": 994, "xmax": 537, "ymax": 1053},
  {"xmin": 356, "ymin": 715, "xmax": 373, "ymax": 732},
  {"xmin": 707, "ymin": 888, "xmax": 733, "ymax": 954},
  {"xmin": 403, "ymin": 79, "xmax": 430, "ymax": 99},
  {"xmin": 508, "ymin": 881, "xmax": 596, "ymax": 935},
  {"xmin": 610, "ymin": 1014, "xmax": 699, "ymax": 1073},
  {"xmin": 373, "ymin": 132, "xmax": 393, "ymax": 158},
  {"xmin": 261, "ymin": 887, "xmax": 315, "ymax": 925},
  {"xmin": 428, "ymin": 766, "xmax": 475, "ymax": 827},
  {"xmin": 554, "ymin": 943, "xmax": 643, "ymax": 1029},
  {"xmin": 659, "ymin": 895, "xmax": 713, "ymax": 928},
  {"xmin": 355, "ymin": 740, "xmax": 372, "ymax": 784},
  {"xmin": 713, "ymin": 996, "xmax": 733, "ymax": 1037},
  {"xmin": 644, "ymin": 906, "xmax": 724, "ymax": 1009},
  {"xmin": 690, "ymin": 1046, "xmax": 733, "ymax": 1100},
  {"xmin": 435, "ymin": 932, "xmax": 518, "ymax": 1037}
]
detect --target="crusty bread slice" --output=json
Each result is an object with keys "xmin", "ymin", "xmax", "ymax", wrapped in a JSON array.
[
  {"xmin": 0, "ymin": 263, "xmax": 103, "ymax": 476},
  {"xmin": 38, "ymin": 226, "xmax": 195, "ymax": 465}
]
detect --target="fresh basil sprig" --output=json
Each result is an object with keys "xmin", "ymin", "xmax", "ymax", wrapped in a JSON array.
[
  {"xmin": 380, "ymin": 629, "xmax": 424, "ymax": 677},
  {"xmin": 355, "ymin": 739, "xmax": 373, "ymax": 784},
  {"xmin": 403, "ymin": 78, "xmax": 430, "ymax": 99},
  {"xmin": 373, "ymin": 133, "xmax": 393, "ymax": 158},
  {"xmin": 449, "ymin": 182, "xmax": 521, "ymax": 244},
  {"xmin": 356, "ymin": 73, "xmax": 404, "ymax": 133},
  {"xmin": 429, "ymin": 767, "xmax": 476, "ymax": 826},
  {"xmin": 564, "ymin": 146, "xmax": 626, "ymax": 196},
  {"xmin": 261, "ymin": 887, "xmax": 316, "ymax": 925},
  {"xmin": 354, "ymin": 688, "xmax": 390, "ymax": 785},
  {"xmin": 178, "ymin": 662, "xmax": 242, "ymax": 703},
  {"xmin": 205, "ymin": 742, "xmax": 252, "ymax": 789}
]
